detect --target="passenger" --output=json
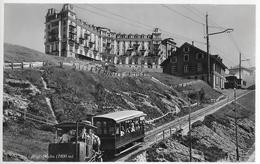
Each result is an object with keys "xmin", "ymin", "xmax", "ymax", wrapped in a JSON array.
[
  {"xmin": 131, "ymin": 122, "xmax": 135, "ymax": 132},
  {"xmin": 59, "ymin": 130, "xmax": 71, "ymax": 143},
  {"xmin": 81, "ymin": 127, "xmax": 88, "ymax": 141},
  {"xmin": 91, "ymin": 131, "xmax": 101, "ymax": 152},
  {"xmin": 126, "ymin": 123, "xmax": 131, "ymax": 133},
  {"xmin": 120, "ymin": 126, "xmax": 125, "ymax": 136}
]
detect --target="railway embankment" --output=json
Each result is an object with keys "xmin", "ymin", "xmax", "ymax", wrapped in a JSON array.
[
  {"xmin": 144, "ymin": 91, "xmax": 255, "ymax": 162},
  {"xmin": 3, "ymin": 43, "xmax": 224, "ymax": 161}
]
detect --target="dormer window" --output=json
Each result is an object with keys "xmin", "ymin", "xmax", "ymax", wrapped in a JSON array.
[{"xmin": 183, "ymin": 46, "xmax": 190, "ymax": 53}]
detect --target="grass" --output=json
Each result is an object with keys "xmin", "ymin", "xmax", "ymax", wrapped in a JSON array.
[
  {"xmin": 3, "ymin": 43, "xmax": 226, "ymax": 161},
  {"xmin": 3, "ymin": 121, "xmax": 54, "ymax": 161},
  {"xmin": 148, "ymin": 72, "xmax": 221, "ymax": 100},
  {"xmin": 4, "ymin": 42, "xmax": 93, "ymax": 65}
]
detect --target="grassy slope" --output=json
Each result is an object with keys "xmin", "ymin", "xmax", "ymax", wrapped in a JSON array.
[
  {"xmin": 149, "ymin": 72, "xmax": 221, "ymax": 100},
  {"xmin": 3, "ymin": 43, "xmax": 222, "ymax": 161},
  {"xmin": 4, "ymin": 43, "xmax": 89, "ymax": 65}
]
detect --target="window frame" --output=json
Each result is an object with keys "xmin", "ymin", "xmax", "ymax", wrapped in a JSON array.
[
  {"xmin": 183, "ymin": 46, "xmax": 190, "ymax": 53},
  {"xmin": 183, "ymin": 54, "xmax": 189, "ymax": 62},
  {"xmin": 197, "ymin": 63, "xmax": 202, "ymax": 72},
  {"xmin": 184, "ymin": 65, "xmax": 189, "ymax": 73},
  {"xmin": 171, "ymin": 56, "xmax": 177, "ymax": 63}
]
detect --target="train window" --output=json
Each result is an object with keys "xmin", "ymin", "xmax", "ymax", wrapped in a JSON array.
[
  {"xmin": 109, "ymin": 126, "xmax": 115, "ymax": 135},
  {"xmin": 103, "ymin": 121, "xmax": 107, "ymax": 134},
  {"xmin": 130, "ymin": 121, "xmax": 135, "ymax": 132},
  {"xmin": 120, "ymin": 123, "xmax": 125, "ymax": 136},
  {"xmin": 116, "ymin": 124, "xmax": 120, "ymax": 136},
  {"xmin": 95, "ymin": 121, "xmax": 102, "ymax": 135},
  {"xmin": 135, "ymin": 120, "xmax": 140, "ymax": 131},
  {"xmin": 125, "ymin": 121, "xmax": 131, "ymax": 134}
]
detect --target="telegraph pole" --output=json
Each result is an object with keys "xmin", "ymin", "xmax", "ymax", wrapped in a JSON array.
[
  {"xmin": 234, "ymin": 88, "xmax": 239, "ymax": 161},
  {"xmin": 188, "ymin": 104, "xmax": 192, "ymax": 162},
  {"xmin": 206, "ymin": 13, "xmax": 210, "ymax": 86},
  {"xmin": 239, "ymin": 53, "xmax": 241, "ymax": 80}
]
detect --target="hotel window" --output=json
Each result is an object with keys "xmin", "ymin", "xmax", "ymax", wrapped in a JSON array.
[
  {"xmin": 69, "ymin": 45, "xmax": 73, "ymax": 52},
  {"xmin": 197, "ymin": 63, "xmax": 202, "ymax": 72},
  {"xmin": 183, "ymin": 54, "xmax": 189, "ymax": 62},
  {"xmin": 184, "ymin": 65, "xmax": 189, "ymax": 73}
]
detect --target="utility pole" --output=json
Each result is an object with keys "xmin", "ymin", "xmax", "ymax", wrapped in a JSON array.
[
  {"xmin": 205, "ymin": 13, "xmax": 233, "ymax": 88},
  {"xmin": 206, "ymin": 13, "xmax": 210, "ymax": 86},
  {"xmin": 188, "ymin": 104, "xmax": 192, "ymax": 162},
  {"xmin": 239, "ymin": 52, "xmax": 241, "ymax": 80},
  {"xmin": 234, "ymin": 88, "xmax": 239, "ymax": 161}
]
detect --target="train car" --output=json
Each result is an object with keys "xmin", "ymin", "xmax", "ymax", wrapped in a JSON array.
[
  {"xmin": 225, "ymin": 75, "xmax": 247, "ymax": 89},
  {"xmin": 225, "ymin": 75, "xmax": 238, "ymax": 89},
  {"xmin": 48, "ymin": 121, "xmax": 102, "ymax": 162},
  {"xmin": 93, "ymin": 110, "xmax": 146, "ymax": 156}
]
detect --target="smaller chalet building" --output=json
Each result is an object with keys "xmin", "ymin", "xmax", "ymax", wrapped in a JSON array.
[{"xmin": 161, "ymin": 42, "xmax": 227, "ymax": 89}]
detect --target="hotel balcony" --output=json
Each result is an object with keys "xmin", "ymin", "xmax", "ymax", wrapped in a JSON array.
[
  {"xmin": 75, "ymin": 42, "xmax": 79, "ymax": 49},
  {"xmin": 79, "ymin": 37, "xmax": 84, "ymax": 44}
]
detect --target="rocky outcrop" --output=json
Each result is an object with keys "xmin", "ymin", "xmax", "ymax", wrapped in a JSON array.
[
  {"xmin": 146, "ymin": 138, "xmax": 205, "ymax": 162},
  {"xmin": 3, "ymin": 150, "xmax": 30, "ymax": 161}
]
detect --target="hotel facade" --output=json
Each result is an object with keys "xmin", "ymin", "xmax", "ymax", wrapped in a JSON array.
[{"xmin": 44, "ymin": 4, "xmax": 176, "ymax": 66}]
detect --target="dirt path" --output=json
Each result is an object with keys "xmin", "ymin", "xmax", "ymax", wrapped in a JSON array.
[{"xmin": 41, "ymin": 76, "xmax": 57, "ymax": 124}]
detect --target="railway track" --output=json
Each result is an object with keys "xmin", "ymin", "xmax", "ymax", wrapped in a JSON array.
[{"xmin": 114, "ymin": 90, "xmax": 253, "ymax": 161}]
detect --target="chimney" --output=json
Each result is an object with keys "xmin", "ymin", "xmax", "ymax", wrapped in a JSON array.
[{"xmin": 192, "ymin": 41, "xmax": 194, "ymax": 46}]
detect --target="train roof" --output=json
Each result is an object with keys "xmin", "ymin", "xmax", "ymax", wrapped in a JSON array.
[
  {"xmin": 93, "ymin": 110, "xmax": 146, "ymax": 123},
  {"xmin": 54, "ymin": 120, "xmax": 96, "ymax": 130}
]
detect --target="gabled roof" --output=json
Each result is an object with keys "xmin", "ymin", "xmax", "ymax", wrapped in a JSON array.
[
  {"xmin": 180, "ymin": 42, "xmax": 227, "ymax": 69},
  {"xmin": 229, "ymin": 65, "xmax": 253, "ymax": 72}
]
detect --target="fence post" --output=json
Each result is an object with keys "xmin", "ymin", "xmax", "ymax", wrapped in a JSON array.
[
  {"xmin": 21, "ymin": 62, "xmax": 24, "ymax": 69},
  {"xmin": 11, "ymin": 62, "xmax": 14, "ymax": 70},
  {"xmin": 60, "ymin": 62, "xmax": 63, "ymax": 68}
]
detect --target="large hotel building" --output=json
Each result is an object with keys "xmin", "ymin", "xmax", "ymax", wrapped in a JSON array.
[{"xmin": 45, "ymin": 4, "xmax": 176, "ymax": 66}]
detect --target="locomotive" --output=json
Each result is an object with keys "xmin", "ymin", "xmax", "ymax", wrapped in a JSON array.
[{"xmin": 48, "ymin": 110, "xmax": 146, "ymax": 161}]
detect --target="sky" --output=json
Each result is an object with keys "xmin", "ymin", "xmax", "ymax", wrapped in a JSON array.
[{"xmin": 4, "ymin": 2, "xmax": 255, "ymax": 68}]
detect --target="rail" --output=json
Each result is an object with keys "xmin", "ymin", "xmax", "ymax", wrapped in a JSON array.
[
  {"xmin": 145, "ymin": 90, "xmax": 251, "ymax": 144},
  {"xmin": 115, "ymin": 90, "xmax": 252, "ymax": 161}
]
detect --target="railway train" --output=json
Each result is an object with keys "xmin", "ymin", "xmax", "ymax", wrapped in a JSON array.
[
  {"xmin": 48, "ymin": 110, "xmax": 146, "ymax": 161},
  {"xmin": 225, "ymin": 75, "xmax": 247, "ymax": 89}
]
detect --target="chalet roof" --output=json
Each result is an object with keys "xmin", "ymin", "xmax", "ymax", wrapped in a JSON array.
[
  {"xmin": 181, "ymin": 42, "xmax": 227, "ymax": 69},
  {"xmin": 229, "ymin": 65, "xmax": 252, "ymax": 72}
]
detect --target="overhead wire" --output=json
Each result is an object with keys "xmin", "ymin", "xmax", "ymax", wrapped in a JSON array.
[
  {"xmin": 75, "ymin": 4, "xmax": 206, "ymax": 45},
  {"xmin": 74, "ymin": 5, "xmax": 153, "ymax": 33},
  {"xmin": 187, "ymin": 5, "xmax": 228, "ymax": 30},
  {"xmin": 75, "ymin": 3, "xmax": 238, "ymax": 67},
  {"xmin": 161, "ymin": 4, "xmax": 205, "ymax": 26}
]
